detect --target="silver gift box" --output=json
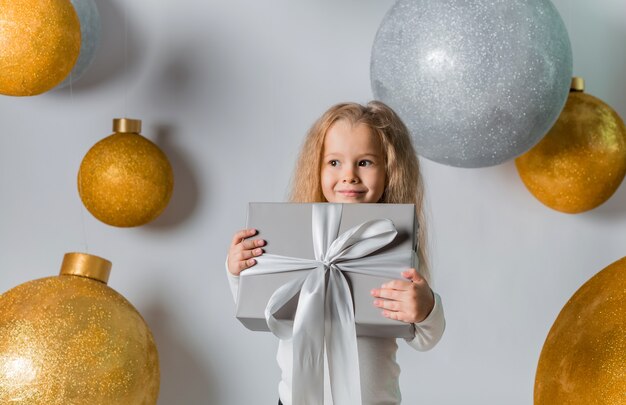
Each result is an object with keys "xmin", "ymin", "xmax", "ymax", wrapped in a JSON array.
[{"xmin": 236, "ymin": 202, "xmax": 417, "ymax": 339}]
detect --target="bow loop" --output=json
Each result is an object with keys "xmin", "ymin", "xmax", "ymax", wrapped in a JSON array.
[{"xmin": 326, "ymin": 218, "xmax": 398, "ymax": 264}]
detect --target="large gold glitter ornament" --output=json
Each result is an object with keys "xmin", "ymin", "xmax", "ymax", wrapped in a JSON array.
[
  {"xmin": 78, "ymin": 119, "xmax": 174, "ymax": 227},
  {"xmin": 516, "ymin": 77, "xmax": 626, "ymax": 213},
  {"xmin": 0, "ymin": 0, "xmax": 81, "ymax": 96},
  {"xmin": 535, "ymin": 256, "xmax": 626, "ymax": 404},
  {"xmin": 0, "ymin": 253, "xmax": 160, "ymax": 404}
]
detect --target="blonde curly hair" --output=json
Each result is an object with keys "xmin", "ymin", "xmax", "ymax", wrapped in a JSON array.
[{"xmin": 289, "ymin": 101, "xmax": 430, "ymax": 277}]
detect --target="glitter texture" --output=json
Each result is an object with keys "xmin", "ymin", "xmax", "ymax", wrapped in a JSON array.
[
  {"xmin": 0, "ymin": 275, "xmax": 160, "ymax": 404},
  {"xmin": 0, "ymin": 0, "xmax": 81, "ymax": 96},
  {"xmin": 516, "ymin": 90, "xmax": 626, "ymax": 213},
  {"xmin": 370, "ymin": 0, "xmax": 573, "ymax": 168},
  {"xmin": 58, "ymin": 0, "xmax": 101, "ymax": 89},
  {"xmin": 78, "ymin": 132, "xmax": 174, "ymax": 228},
  {"xmin": 535, "ymin": 257, "xmax": 626, "ymax": 404}
]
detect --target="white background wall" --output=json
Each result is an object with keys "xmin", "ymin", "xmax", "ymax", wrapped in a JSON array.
[{"xmin": 1, "ymin": 0, "xmax": 624, "ymax": 404}]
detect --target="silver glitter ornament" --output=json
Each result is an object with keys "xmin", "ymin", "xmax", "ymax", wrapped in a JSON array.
[
  {"xmin": 57, "ymin": 0, "xmax": 101, "ymax": 88},
  {"xmin": 371, "ymin": 0, "xmax": 573, "ymax": 168}
]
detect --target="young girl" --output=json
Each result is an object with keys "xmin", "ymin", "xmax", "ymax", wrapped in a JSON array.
[{"xmin": 227, "ymin": 101, "xmax": 445, "ymax": 405}]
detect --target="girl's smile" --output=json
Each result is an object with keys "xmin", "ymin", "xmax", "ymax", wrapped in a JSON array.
[
  {"xmin": 321, "ymin": 119, "xmax": 386, "ymax": 203},
  {"xmin": 337, "ymin": 189, "xmax": 367, "ymax": 197}
]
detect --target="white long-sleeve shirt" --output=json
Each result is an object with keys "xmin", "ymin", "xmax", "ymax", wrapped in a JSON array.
[{"xmin": 227, "ymin": 269, "xmax": 445, "ymax": 405}]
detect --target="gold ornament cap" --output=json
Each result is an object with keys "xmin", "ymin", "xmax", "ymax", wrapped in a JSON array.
[
  {"xmin": 113, "ymin": 118, "xmax": 142, "ymax": 134},
  {"xmin": 60, "ymin": 252, "xmax": 112, "ymax": 284},
  {"xmin": 571, "ymin": 77, "xmax": 585, "ymax": 93}
]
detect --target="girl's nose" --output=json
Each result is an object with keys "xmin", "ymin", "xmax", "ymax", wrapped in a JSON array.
[{"xmin": 342, "ymin": 170, "xmax": 360, "ymax": 184}]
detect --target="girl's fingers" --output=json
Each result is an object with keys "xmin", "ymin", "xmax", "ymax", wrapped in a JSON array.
[
  {"xmin": 372, "ymin": 283, "xmax": 423, "ymax": 323},
  {"xmin": 381, "ymin": 310, "xmax": 415, "ymax": 323},
  {"xmin": 240, "ymin": 238, "xmax": 265, "ymax": 250},
  {"xmin": 402, "ymin": 268, "xmax": 425, "ymax": 284},
  {"xmin": 231, "ymin": 229, "xmax": 257, "ymax": 246},
  {"xmin": 379, "ymin": 303, "xmax": 418, "ymax": 323},
  {"xmin": 227, "ymin": 228, "xmax": 265, "ymax": 275},
  {"xmin": 230, "ymin": 228, "xmax": 265, "ymax": 251},
  {"xmin": 382, "ymin": 310, "xmax": 401, "ymax": 321},
  {"xmin": 370, "ymin": 288, "xmax": 402, "ymax": 300},
  {"xmin": 228, "ymin": 256, "xmax": 257, "ymax": 275},
  {"xmin": 373, "ymin": 299, "xmax": 401, "ymax": 311},
  {"xmin": 380, "ymin": 279, "xmax": 413, "ymax": 291},
  {"xmin": 237, "ymin": 258, "xmax": 257, "ymax": 272},
  {"xmin": 369, "ymin": 272, "xmax": 432, "ymax": 324},
  {"xmin": 239, "ymin": 247, "xmax": 264, "ymax": 260}
]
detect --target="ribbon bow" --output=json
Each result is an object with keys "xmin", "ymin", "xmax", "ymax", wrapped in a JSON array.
[{"xmin": 244, "ymin": 204, "xmax": 413, "ymax": 405}]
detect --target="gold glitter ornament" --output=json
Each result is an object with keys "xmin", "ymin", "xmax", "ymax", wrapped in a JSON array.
[
  {"xmin": 516, "ymin": 77, "xmax": 626, "ymax": 213},
  {"xmin": 0, "ymin": 253, "xmax": 160, "ymax": 404},
  {"xmin": 0, "ymin": 0, "xmax": 81, "ymax": 96},
  {"xmin": 535, "ymin": 256, "xmax": 626, "ymax": 404},
  {"xmin": 78, "ymin": 118, "xmax": 174, "ymax": 227}
]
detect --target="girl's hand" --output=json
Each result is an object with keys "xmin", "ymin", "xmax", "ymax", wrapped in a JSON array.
[
  {"xmin": 370, "ymin": 268, "xmax": 435, "ymax": 324},
  {"xmin": 227, "ymin": 228, "xmax": 265, "ymax": 276}
]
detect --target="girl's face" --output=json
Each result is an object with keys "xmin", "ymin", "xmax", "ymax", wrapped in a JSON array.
[{"xmin": 321, "ymin": 119, "xmax": 386, "ymax": 203}]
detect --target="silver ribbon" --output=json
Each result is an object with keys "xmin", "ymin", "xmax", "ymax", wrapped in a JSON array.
[{"xmin": 243, "ymin": 204, "xmax": 413, "ymax": 405}]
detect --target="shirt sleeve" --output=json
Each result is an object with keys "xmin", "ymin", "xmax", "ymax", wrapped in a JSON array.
[
  {"xmin": 225, "ymin": 257, "xmax": 240, "ymax": 302},
  {"xmin": 405, "ymin": 292, "xmax": 445, "ymax": 351}
]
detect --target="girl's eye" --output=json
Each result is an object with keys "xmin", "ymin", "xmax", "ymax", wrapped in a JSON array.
[
  {"xmin": 358, "ymin": 160, "xmax": 373, "ymax": 167},
  {"xmin": 329, "ymin": 160, "xmax": 340, "ymax": 167}
]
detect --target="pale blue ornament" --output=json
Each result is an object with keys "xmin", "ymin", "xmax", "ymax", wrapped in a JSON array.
[
  {"xmin": 57, "ymin": 0, "xmax": 101, "ymax": 88},
  {"xmin": 371, "ymin": 0, "xmax": 573, "ymax": 168}
]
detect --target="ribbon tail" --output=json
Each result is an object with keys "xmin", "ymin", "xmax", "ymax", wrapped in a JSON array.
[
  {"xmin": 265, "ymin": 274, "xmax": 307, "ymax": 340},
  {"xmin": 292, "ymin": 266, "xmax": 326, "ymax": 405},
  {"xmin": 259, "ymin": 254, "xmax": 321, "ymax": 339},
  {"xmin": 325, "ymin": 266, "xmax": 362, "ymax": 404}
]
